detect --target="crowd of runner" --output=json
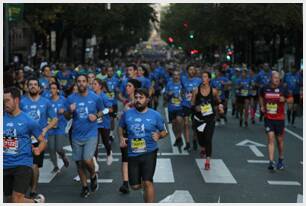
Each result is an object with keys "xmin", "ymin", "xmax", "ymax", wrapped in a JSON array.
[{"xmin": 3, "ymin": 59, "xmax": 303, "ymax": 203}]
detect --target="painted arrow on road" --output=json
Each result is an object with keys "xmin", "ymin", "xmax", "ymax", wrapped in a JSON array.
[
  {"xmin": 159, "ymin": 190, "xmax": 195, "ymax": 203},
  {"xmin": 236, "ymin": 139, "xmax": 266, "ymax": 157}
]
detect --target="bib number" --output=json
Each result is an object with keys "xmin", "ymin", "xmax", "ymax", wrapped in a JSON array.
[
  {"xmin": 171, "ymin": 97, "xmax": 181, "ymax": 106},
  {"xmin": 107, "ymin": 92, "xmax": 115, "ymax": 99},
  {"xmin": 131, "ymin": 138, "xmax": 146, "ymax": 153},
  {"xmin": 266, "ymin": 103, "xmax": 278, "ymax": 114},
  {"xmin": 4, "ymin": 137, "xmax": 18, "ymax": 155},
  {"xmin": 201, "ymin": 104, "xmax": 213, "ymax": 116},
  {"xmin": 241, "ymin": 89, "xmax": 249, "ymax": 96}
]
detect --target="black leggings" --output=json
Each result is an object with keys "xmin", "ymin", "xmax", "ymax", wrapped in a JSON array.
[
  {"xmin": 193, "ymin": 118, "xmax": 215, "ymax": 157},
  {"xmin": 95, "ymin": 128, "xmax": 112, "ymax": 157}
]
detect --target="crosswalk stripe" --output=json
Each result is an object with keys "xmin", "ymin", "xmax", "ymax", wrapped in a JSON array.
[
  {"xmin": 86, "ymin": 179, "xmax": 113, "ymax": 183},
  {"xmin": 196, "ymin": 159, "xmax": 237, "ymax": 184},
  {"xmin": 39, "ymin": 158, "xmax": 64, "ymax": 183},
  {"xmin": 247, "ymin": 160, "xmax": 269, "ymax": 163},
  {"xmin": 153, "ymin": 158, "xmax": 175, "ymax": 183},
  {"xmin": 267, "ymin": 181, "xmax": 301, "ymax": 186}
]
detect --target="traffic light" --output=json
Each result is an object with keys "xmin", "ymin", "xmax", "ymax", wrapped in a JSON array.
[
  {"xmin": 168, "ymin": 37, "xmax": 174, "ymax": 43},
  {"xmin": 191, "ymin": 49, "xmax": 199, "ymax": 55},
  {"xmin": 189, "ymin": 34, "xmax": 194, "ymax": 39}
]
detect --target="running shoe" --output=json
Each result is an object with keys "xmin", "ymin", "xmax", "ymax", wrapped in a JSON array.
[
  {"xmin": 119, "ymin": 184, "xmax": 130, "ymax": 194},
  {"xmin": 51, "ymin": 167, "xmax": 60, "ymax": 174},
  {"xmin": 268, "ymin": 161, "xmax": 275, "ymax": 171},
  {"xmin": 93, "ymin": 156, "xmax": 99, "ymax": 173},
  {"xmin": 107, "ymin": 152, "xmax": 113, "ymax": 166},
  {"xmin": 276, "ymin": 159, "xmax": 285, "ymax": 170},
  {"xmin": 200, "ymin": 149, "xmax": 206, "ymax": 158},
  {"xmin": 73, "ymin": 175, "xmax": 80, "ymax": 182},
  {"xmin": 62, "ymin": 156, "xmax": 69, "ymax": 168},
  {"xmin": 204, "ymin": 159, "xmax": 210, "ymax": 170},
  {"xmin": 184, "ymin": 143, "xmax": 191, "ymax": 152},
  {"xmin": 29, "ymin": 192, "xmax": 38, "ymax": 199},
  {"xmin": 33, "ymin": 194, "xmax": 45, "ymax": 203},
  {"xmin": 80, "ymin": 187, "xmax": 90, "ymax": 198}
]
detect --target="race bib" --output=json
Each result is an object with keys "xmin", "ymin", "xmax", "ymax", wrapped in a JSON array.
[
  {"xmin": 266, "ymin": 103, "xmax": 278, "ymax": 114},
  {"xmin": 48, "ymin": 118, "xmax": 57, "ymax": 128},
  {"xmin": 218, "ymin": 90, "xmax": 222, "ymax": 97},
  {"xmin": 171, "ymin": 97, "xmax": 181, "ymax": 106},
  {"xmin": 4, "ymin": 137, "xmax": 18, "ymax": 155},
  {"xmin": 241, "ymin": 89, "xmax": 249, "ymax": 96},
  {"xmin": 60, "ymin": 79, "xmax": 67, "ymax": 86},
  {"xmin": 251, "ymin": 90, "xmax": 257, "ymax": 96},
  {"xmin": 31, "ymin": 135, "xmax": 38, "ymax": 144},
  {"xmin": 107, "ymin": 92, "xmax": 115, "ymax": 99},
  {"xmin": 131, "ymin": 138, "xmax": 147, "ymax": 153},
  {"xmin": 200, "ymin": 104, "xmax": 213, "ymax": 116}
]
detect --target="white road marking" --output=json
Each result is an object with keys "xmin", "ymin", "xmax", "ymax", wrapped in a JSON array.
[
  {"xmin": 196, "ymin": 159, "xmax": 237, "ymax": 184},
  {"xmin": 267, "ymin": 181, "xmax": 301, "ymax": 186},
  {"xmin": 161, "ymin": 152, "xmax": 189, "ymax": 156},
  {"xmin": 301, "ymin": 161, "xmax": 303, "ymax": 165},
  {"xmin": 39, "ymin": 158, "xmax": 64, "ymax": 183},
  {"xmin": 285, "ymin": 128, "xmax": 303, "ymax": 141},
  {"xmin": 153, "ymin": 158, "xmax": 175, "ymax": 183},
  {"xmin": 297, "ymin": 194, "xmax": 303, "ymax": 203},
  {"xmin": 97, "ymin": 158, "xmax": 119, "ymax": 162},
  {"xmin": 247, "ymin": 160, "xmax": 269, "ymax": 164},
  {"xmin": 159, "ymin": 190, "xmax": 195, "ymax": 203},
  {"xmin": 86, "ymin": 179, "xmax": 113, "ymax": 183},
  {"xmin": 249, "ymin": 145, "xmax": 264, "ymax": 157}
]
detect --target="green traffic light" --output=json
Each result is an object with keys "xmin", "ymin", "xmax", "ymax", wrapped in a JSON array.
[{"xmin": 189, "ymin": 34, "xmax": 194, "ymax": 39}]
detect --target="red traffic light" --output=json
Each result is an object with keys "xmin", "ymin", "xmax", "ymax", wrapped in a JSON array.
[
  {"xmin": 168, "ymin": 37, "xmax": 174, "ymax": 43},
  {"xmin": 191, "ymin": 49, "xmax": 199, "ymax": 55},
  {"xmin": 227, "ymin": 51, "xmax": 233, "ymax": 55}
]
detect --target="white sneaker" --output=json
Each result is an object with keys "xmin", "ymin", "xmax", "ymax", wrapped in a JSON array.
[
  {"xmin": 33, "ymin": 194, "xmax": 45, "ymax": 203},
  {"xmin": 73, "ymin": 175, "xmax": 80, "ymax": 182},
  {"xmin": 107, "ymin": 152, "xmax": 113, "ymax": 166},
  {"xmin": 215, "ymin": 121, "xmax": 220, "ymax": 126},
  {"xmin": 220, "ymin": 119, "xmax": 225, "ymax": 125},
  {"xmin": 93, "ymin": 156, "xmax": 99, "ymax": 172}
]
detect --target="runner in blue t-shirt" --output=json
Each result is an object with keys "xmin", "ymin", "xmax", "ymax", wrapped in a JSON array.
[
  {"xmin": 165, "ymin": 70, "xmax": 184, "ymax": 152},
  {"xmin": 20, "ymin": 77, "xmax": 58, "ymax": 198},
  {"xmin": 249, "ymin": 67, "xmax": 259, "ymax": 124},
  {"xmin": 92, "ymin": 78, "xmax": 114, "ymax": 167},
  {"xmin": 48, "ymin": 82, "xmax": 70, "ymax": 173},
  {"xmin": 4, "ymin": 87, "xmax": 46, "ymax": 203},
  {"xmin": 119, "ymin": 88, "xmax": 168, "ymax": 203},
  {"xmin": 283, "ymin": 66, "xmax": 301, "ymax": 126},
  {"xmin": 181, "ymin": 65, "xmax": 202, "ymax": 152},
  {"xmin": 64, "ymin": 74, "xmax": 103, "ymax": 198},
  {"xmin": 236, "ymin": 68, "xmax": 251, "ymax": 127}
]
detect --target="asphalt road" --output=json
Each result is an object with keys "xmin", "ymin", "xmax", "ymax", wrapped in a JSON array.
[{"xmin": 37, "ymin": 98, "xmax": 303, "ymax": 203}]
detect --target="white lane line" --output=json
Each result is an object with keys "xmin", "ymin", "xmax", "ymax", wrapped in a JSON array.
[
  {"xmin": 39, "ymin": 158, "xmax": 64, "ymax": 183},
  {"xmin": 159, "ymin": 190, "xmax": 195, "ymax": 203},
  {"xmin": 297, "ymin": 194, "xmax": 303, "ymax": 203},
  {"xmin": 301, "ymin": 161, "xmax": 303, "ymax": 165},
  {"xmin": 97, "ymin": 158, "xmax": 119, "ymax": 162},
  {"xmin": 267, "ymin": 181, "xmax": 301, "ymax": 186},
  {"xmin": 86, "ymin": 179, "xmax": 113, "ymax": 183},
  {"xmin": 153, "ymin": 158, "xmax": 175, "ymax": 183},
  {"xmin": 285, "ymin": 128, "xmax": 303, "ymax": 141},
  {"xmin": 249, "ymin": 145, "xmax": 264, "ymax": 157},
  {"xmin": 247, "ymin": 160, "xmax": 269, "ymax": 164},
  {"xmin": 161, "ymin": 152, "xmax": 189, "ymax": 156},
  {"xmin": 254, "ymin": 113, "xmax": 303, "ymax": 141},
  {"xmin": 196, "ymin": 159, "xmax": 237, "ymax": 184}
]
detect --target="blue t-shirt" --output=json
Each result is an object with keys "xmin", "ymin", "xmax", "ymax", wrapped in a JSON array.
[
  {"xmin": 249, "ymin": 75, "xmax": 258, "ymax": 96},
  {"xmin": 41, "ymin": 89, "xmax": 65, "ymax": 99},
  {"xmin": 97, "ymin": 92, "xmax": 112, "ymax": 129},
  {"xmin": 39, "ymin": 77, "xmax": 49, "ymax": 91},
  {"xmin": 256, "ymin": 70, "xmax": 271, "ymax": 88},
  {"xmin": 65, "ymin": 91, "xmax": 104, "ymax": 141},
  {"xmin": 56, "ymin": 70, "xmax": 75, "ymax": 90},
  {"xmin": 236, "ymin": 77, "xmax": 251, "ymax": 97},
  {"xmin": 105, "ymin": 76, "xmax": 120, "ymax": 105},
  {"xmin": 166, "ymin": 81, "xmax": 183, "ymax": 111},
  {"xmin": 119, "ymin": 108, "xmax": 167, "ymax": 157},
  {"xmin": 181, "ymin": 77, "xmax": 202, "ymax": 107},
  {"xmin": 4, "ymin": 112, "xmax": 42, "ymax": 169},
  {"xmin": 211, "ymin": 76, "xmax": 230, "ymax": 100},
  {"xmin": 48, "ymin": 96, "xmax": 68, "ymax": 136},
  {"xmin": 20, "ymin": 95, "xmax": 56, "ymax": 139},
  {"xmin": 137, "ymin": 76, "xmax": 152, "ymax": 90},
  {"xmin": 284, "ymin": 72, "xmax": 301, "ymax": 95}
]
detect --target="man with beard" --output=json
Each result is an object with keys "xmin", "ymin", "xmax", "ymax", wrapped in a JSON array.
[
  {"xmin": 64, "ymin": 74, "xmax": 103, "ymax": 198},
  {"xmin": 4, "ymin": 87, "xmax": 47, "ymax": 203},
  {"xmin": 119, "ymin": 88, "xmax": 168, "ymax": 203},
  {"xmin": 20, "ymin": 77, "xmax": 58, "ymax": 199}
]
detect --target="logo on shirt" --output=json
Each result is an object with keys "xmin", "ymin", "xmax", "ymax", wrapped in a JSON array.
[{"xmin": 135, "ymin": 118, "xmax": 142, "ymax": 122}]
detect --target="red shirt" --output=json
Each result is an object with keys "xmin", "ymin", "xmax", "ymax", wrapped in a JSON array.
[{"xmin": 260, "ymin": 84, "xmax": 290, "ymax": 120}]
